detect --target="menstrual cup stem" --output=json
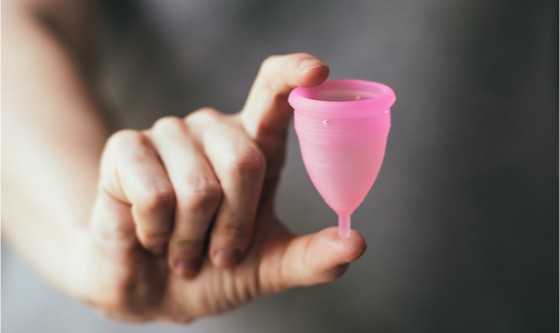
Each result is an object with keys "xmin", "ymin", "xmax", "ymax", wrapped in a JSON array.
[{"xmin": 338, "ymin": 215, "xmax": 351, "ymax": 238}]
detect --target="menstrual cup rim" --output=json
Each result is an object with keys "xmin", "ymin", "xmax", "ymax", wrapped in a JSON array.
[{"xmin": 288, "ymin": 79, "xmax": 396, "ymax": 116}]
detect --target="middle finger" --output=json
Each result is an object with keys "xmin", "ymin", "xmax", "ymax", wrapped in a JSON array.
[
  {"xmin": 149, "ymin": 116, "xmax": 222, "ymax": 278},
  {"xmin": 187, "ymin": 109, "xmax": 266, "ymax": 269}
]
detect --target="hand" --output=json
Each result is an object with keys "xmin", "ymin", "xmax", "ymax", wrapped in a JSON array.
[{"xmin": 83, "ymin": 53, "xmax": 366, "ymax": 322}]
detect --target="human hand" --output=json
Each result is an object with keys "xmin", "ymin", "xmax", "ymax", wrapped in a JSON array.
[{"xmin": 84, "ymin": 53, "xmax": 366, "ymax": 322}]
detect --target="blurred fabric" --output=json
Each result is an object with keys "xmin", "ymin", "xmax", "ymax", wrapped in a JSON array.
[{"xmin": 3, "ymin": 0, "xmax": 557, "ymax": 332}]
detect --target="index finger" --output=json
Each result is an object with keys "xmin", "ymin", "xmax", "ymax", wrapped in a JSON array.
[{"xmin": 240, "ymin": 53, "xmax": 329, "ymax": 150}]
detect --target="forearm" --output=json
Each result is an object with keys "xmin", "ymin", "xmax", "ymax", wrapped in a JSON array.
[{"xmin": 3, "ymin": 3, "xmax": 108, "ymax": 298}]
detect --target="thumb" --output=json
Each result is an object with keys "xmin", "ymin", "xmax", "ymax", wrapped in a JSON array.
[{"xmin": 262, "ymin": 227, "xmax": 367, "ymax": 294}]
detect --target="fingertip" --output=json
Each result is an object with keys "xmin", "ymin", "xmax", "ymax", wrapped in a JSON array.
[
  {"xmin": 171, "ymin": 258, "xmax": 201, "ymax": 279},
  {"xmin": 212, "ymin": 248, "xmax": 243, "ymax": 269},
  {"xmin": 320, "ymin": 227, "xmax": 367, "ymax": 264},
  {"xmin": 346, "ymin": 229, "xmax": 367, "ymax": 262},
  {"xmin": 296, "ymin": 227, "xmax": 365, "ymax": 284},
  {"xmin": 167, "ymin": 239, "xmax": 206, "ymax": 277}
]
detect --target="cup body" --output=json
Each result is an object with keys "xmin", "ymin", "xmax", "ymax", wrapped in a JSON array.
[{"xmin": 289, "ymin": 79, "xmax": 395, "ymax": 216}]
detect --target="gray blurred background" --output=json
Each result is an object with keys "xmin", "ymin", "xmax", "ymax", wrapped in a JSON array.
[{"xmin": 3, "ymin": 0, "xmax": 558, "ymax": 332}]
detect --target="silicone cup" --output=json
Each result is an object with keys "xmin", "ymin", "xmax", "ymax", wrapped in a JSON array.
[{"xmin": 288, "ymin": 79, "xmax": 396, "ymax": 237}]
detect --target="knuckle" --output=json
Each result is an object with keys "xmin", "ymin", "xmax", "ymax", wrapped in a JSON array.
[
  {"xmin": 137, "ymin": 187, "xmax": 175, "ymax": 213},
  {"xmin": 196, "ymin": 107, "xmax": 220, "ymax": 116},
  {"xmin": 260, "ymin": 54, "xmax": 281, "ymax": 73},
  {"xmin": 255, "ymin": 54, "xmax": 285, "ymax": 97},
  {"xmin": 186, "ymin": 107, "xmax": 221, "ymax": 125},
  {"xmin": 152, "ymin": 116, "xmax": 184, "ymax": 132},
  {"xmin": 178, "ymin": 178, "xmax": 222, "ymax": 211},
  {"xmin": 106, "ymin": 129, "xmax": 146, "ymax": 151},
  {"xmin": 225, "ymin": 147, "xmax": 266, "ymax": 177}
]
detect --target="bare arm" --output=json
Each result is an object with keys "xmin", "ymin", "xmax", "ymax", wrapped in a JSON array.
[{"xmin": 3, "ymin": 0, "xmax": 107, "ymax": 298}]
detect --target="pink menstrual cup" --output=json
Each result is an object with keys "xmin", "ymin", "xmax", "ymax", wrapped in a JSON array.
[{"xmin": 288, "ymin": 79, "xmax": 396, "ymax": 237}]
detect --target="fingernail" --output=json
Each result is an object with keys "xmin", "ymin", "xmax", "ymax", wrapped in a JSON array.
[
  {"xmin": 299, "ymin": 58, "xmax": 326, "ymax": 72},
  {"xmin": 214, "ymin": 249, "xmax": 242, "ymax": 268},
  {"xmin": 174, "ymin": 258, "xmax": 200, "ymax": 277}
]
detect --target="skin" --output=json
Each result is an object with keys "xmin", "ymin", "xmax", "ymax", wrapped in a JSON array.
[{"xmin": 3, "ymin": 0, "xmax": 367, "ymax": 323}]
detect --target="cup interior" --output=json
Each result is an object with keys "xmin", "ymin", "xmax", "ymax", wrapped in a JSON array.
[{"xmin": 299, "ymin": 81, "xmax": 386, "ymax": 102}]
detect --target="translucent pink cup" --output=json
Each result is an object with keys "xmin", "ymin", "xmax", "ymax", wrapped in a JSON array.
[{"xmin": 288, "ymin": 79, "xmax": 396, "ymax": 237}]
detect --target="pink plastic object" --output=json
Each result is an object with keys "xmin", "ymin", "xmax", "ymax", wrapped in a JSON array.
[{"xmin": 288, "ymin": 79, "xmax": 396, "ymax": 237}]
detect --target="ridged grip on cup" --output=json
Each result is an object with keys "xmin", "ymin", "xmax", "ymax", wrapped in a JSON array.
[{"xmin": 289, "ymin": 79, "xmax": 395, "ymax": 217}]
